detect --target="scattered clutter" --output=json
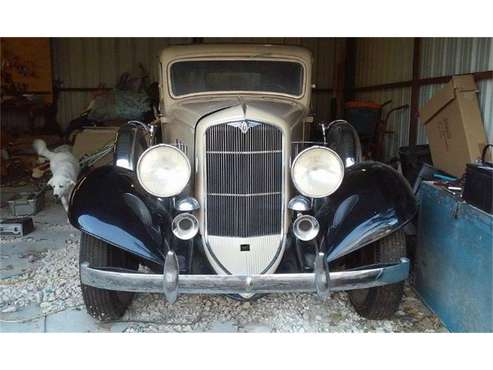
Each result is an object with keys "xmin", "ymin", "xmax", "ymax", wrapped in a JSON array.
[
  {"xmin": 7, "ymin": 190, "xmax": 45, "ymax": 216},
  {"xmin": 462, "ymin": 144, "xmax": 493, "ymax": 214},
  {"xmin": 0, "ymin": 217, "xmax": 34, "ymax": 237},
  {"xmin": 0, "ymin": 135, "xmax": 61, "ymax": 187},
  {"xmin": 344, "ymin": 100, "xmax": 409, "ymax": 161},
  {"xmin": 72, "ymin": 127, "xmax": 119, "ymax": 169},
  {"xmin": 419, "ymin": 74, "xmax": 490, "ymax": 177},
  {"xmin": 398, "ymin": 145, "xmax": 433, "ymax": 186},
  {"xmin": 1, "ymin": 38, "xmax": 59, "ymax": 138},
  {"xmin": 87, "ymin": 89, "xmax": 151, "ymax": 123},
  {"xmin": 64, "ymin": 67, "xmax": 159, "ymax": 141}
]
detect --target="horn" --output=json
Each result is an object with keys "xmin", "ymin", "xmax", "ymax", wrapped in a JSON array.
[
  {"xmin": 172, "ymin": 213, "xmax": 199, "ymax": 240},
  {"xmin": 292, "ymin": 214, "xmax": 319, "ymax": 241}
]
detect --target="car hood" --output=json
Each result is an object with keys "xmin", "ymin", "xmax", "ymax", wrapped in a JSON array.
[{"xmin": 166, "ymin": 96, "xmax": 307, "ymax": 129}]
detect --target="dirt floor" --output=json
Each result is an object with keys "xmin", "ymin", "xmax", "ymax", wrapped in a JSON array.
[{"xmin": 0, "ymin": 189, "xmax": 447, "ymax": 333}]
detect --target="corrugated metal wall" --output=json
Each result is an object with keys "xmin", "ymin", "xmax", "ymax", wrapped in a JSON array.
[
  {"xmin": 420, "ymin": 38, "xmax": 492, "ymax": 78},
  {"xmin": 477, "ymin": 79, "xmax": 493, "ymax": 142},
  {"xmin": 353, "ymin": 38, "xmax": 414, "ymax": 159},
  {"xmin": 53, "ymin": 38, "xmax": 192, "ymax": 129},
  {"xmin": 52, "ymin": 38, "xmax": 339, "ymax": 129},
  {"xmin": 353, "ymin": 37, "xmax": 493, "ymax": 160},
  {"xmin": 354, "ymin": 38, "xmax": 414, "ymax": 87}
]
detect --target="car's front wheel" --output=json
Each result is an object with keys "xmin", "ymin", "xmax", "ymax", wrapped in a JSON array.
[
  {"xmin": 347, "ymin": 230, "xmax": 406, "ymax": 319},
  {"xmin": 79, "ymin": 232, "xmax": 139, "ymax": 321}
]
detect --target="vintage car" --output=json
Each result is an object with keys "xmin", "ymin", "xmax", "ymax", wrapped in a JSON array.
[{"xmin": 69, "ymin": 44, "xmax": 417, "ymax": 321}]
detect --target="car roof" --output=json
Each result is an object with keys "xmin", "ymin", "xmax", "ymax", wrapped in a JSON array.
[{"xmin": 160, "ymin": 43, "xmax": 312, "ymax": 65}]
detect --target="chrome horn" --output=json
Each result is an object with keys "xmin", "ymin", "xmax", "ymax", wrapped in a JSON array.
[
  {"xmin": 172, "ymin": 213, "xmax": 199, "ymax": 240},
  {"xmin": 292, "ymin": 214, "xmax": 319, "ymax": 241}
]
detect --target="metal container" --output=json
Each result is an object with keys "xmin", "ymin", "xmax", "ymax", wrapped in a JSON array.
[
  {"xmin": 463, "ymin": 145, "xmax": 493, "ymax": 214},
  {"xmin": 7, "ymin": 191, "xmax": 45, "ymax": 216},
  {"xmin": 416, "ymin": 182, "xmax": 493, "ymax": 332},
  {"xmin": 0, "ymin": 217, "xmax": 34, "ymax": 236}
]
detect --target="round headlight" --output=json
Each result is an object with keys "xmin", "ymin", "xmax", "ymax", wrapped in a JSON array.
[
  {"xmin": 291, "ymin": 146, "xmax": 344, "ymax": 198},
  {"xmin": 136, "ymin": 144, "xmax": 191, "ymax": 197}
]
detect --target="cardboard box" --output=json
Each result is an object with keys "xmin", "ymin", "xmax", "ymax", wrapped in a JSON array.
[
  {"xmin": 419, "ymin": 75, "xmax": 489, "ymax": 177},
  {"xmin": 72, "ymin": 127, "xmax": 119, "ymax": 167}
]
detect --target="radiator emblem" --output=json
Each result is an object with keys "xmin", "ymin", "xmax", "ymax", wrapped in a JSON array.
[{"xmin": 228, "ymin": 120, "xmax": 260, "ymax": 134}]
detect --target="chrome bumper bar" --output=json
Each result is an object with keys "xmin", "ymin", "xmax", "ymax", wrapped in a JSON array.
[{"xmin": 80, "ymin": 251, "xmax": 410, "ymax": 303}]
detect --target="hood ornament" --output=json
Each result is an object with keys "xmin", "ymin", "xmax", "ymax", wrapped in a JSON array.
[{"xmin": 228, "ymin": 120, "xmax": 260, "ymax": 134}]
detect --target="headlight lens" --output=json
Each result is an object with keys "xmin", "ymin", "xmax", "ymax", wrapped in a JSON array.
[
  {"xmin": 291, "ymin": 146, "xmax": 344, "ymax": 198},
  {"xmin": 136, "ymin": 144, "xmax": 191, "ymax": 197}
]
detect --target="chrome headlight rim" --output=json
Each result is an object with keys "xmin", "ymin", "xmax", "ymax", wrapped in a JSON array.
[
  {"xmin": 291, "ymin": 145, "xmax": 345, "ymax": 199},
  {"xmin": 136, "ymin": 144, "xmax": 191, "ymax": 198}
]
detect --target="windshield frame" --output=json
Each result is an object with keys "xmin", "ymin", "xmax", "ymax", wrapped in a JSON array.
[{"xmin": 166, "ymin": 56, "xmax": 307, "ymax": 100}]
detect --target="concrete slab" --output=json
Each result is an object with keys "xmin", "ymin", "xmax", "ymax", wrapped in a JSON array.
[
  {"xmin": 0, "ymin": 304, "xmax": 45, "ymax": 332},
  {"xmin": 44, "ymin": 308, "xmax": 129, "ymax": 333},
  {"xmin": 1, "ymin": 193, "xmax": 79, "ymax": 280},
  {"xmin": 0, "ymin": 316, "xmax": 45, "ymax": 332},
  {"xmin": 206, "ymin": 321, "xmax": 239, "ymax": 332},
  {"xmin": 239, "ymin": 322, "xmax": 274, "ymax": 332}
]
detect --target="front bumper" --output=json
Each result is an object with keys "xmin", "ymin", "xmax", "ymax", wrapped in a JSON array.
[
  {"xmin": 80, "ymin": 252, "xmax": 409, "ymax": 303},
  {"xmin": 80, "ymin": 251, "xmax": 410, "ymax": 303}
]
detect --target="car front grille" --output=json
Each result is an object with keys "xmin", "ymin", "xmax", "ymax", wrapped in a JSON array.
[{"xmin": 205, "ymin": 121, "xmax": 283, "ymax": 237}]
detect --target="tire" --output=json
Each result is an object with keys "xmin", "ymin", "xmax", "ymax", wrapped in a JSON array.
[
  {"xmin": 347, "ymin": 230, "xmax": 406, "ymax": 320},
  {"xmin": 79, "ymin": 232, "xmax": 139, "ymax": 321}
]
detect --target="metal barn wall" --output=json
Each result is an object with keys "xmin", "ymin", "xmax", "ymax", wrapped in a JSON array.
[
  {"xmin": 353, "ymin": 38, "xmax": 414, "ymax": 159},
  {"xmin": 353, "ymin": 37, "xmax": 493, "ymax": 160},
  {"xmin": 52, "ymin": 38, "xmax": 340, "ymax": 129},
  {"xmin": 53, "ymin": 38, "xmax": 193, "ymax": 129},
  {"xmin": 354, "ymin": 38, "xmax": 414, "ymax": 88},
  {"xmin": 420, "ymin": 38, "xmax": 492, "ymax": 78}
]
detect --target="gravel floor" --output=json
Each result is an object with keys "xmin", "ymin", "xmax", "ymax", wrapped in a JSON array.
[{"xmin": 0, "ymin": 195, "xmax": 446, "ymax": 333}]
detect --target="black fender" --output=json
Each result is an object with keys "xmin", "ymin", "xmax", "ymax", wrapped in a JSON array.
[
  {"xmin": 324, "ymin": 120, "xmax": 362, "ymax": 167},
  {"xmin": 68, "ymin": 165, "xmax": 171, "ymax": 264},
  {"xmin": 113, "ymin": 121, "xmax": 149, "ymax": 171},
  {"xmin": 315, "ymin": 161, "xmax": 417, "ymax": 262}
]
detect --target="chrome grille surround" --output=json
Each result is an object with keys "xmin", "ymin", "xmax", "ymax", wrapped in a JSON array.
[{"xmin": 197, "ymin": 118, "xmax": 288, "ymax": 275}]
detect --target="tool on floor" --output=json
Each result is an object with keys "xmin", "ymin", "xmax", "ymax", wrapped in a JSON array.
[
  {"xmin": 0, "ymin": 217, "xmax": 34, "ymax": 236},
  {"xmin": 7, "ymin": 190, "xmax": 45, "ymax": 216}
]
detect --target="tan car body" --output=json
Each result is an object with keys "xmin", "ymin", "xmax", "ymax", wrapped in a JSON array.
[{"xmin": 158, "ymin": 44, "xmax": 313, "ymax": 275}]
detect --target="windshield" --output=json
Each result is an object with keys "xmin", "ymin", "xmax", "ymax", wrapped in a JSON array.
[{"xmin": 169, "ymin": 60, "xmax": 304, "ymax": 97}]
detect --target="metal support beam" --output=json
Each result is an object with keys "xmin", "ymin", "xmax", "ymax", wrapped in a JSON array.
[
  {"xmin": 344, "ymin": 38, "xmax": 357, "ymax": 103},
  {"xmin": 409, "ymin": 37, "xmax": 421, "ymax": 147},
  {"xmin": 334, "ymin": 39, "xmax": 347, "ymax": 118},
  {"xmin": 353, "ymin": 70, "xmax": 493, "ymax": 93}
]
